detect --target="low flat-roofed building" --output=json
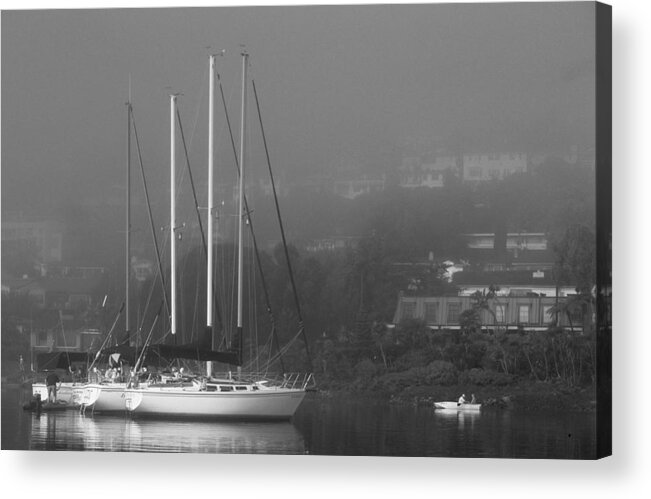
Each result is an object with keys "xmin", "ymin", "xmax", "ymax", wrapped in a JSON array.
[
  {"xmin": 392, "ymin": 293, "xmax": 583, "ymax": 332},
  {"xmin": 452, "ymin": 269, "xmax": 574, "ymax": 297}
]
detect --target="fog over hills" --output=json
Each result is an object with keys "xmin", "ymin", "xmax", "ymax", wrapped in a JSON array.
[{"xmin": 2, "ymin": 3, "xmax": 596, "ymax": 268}]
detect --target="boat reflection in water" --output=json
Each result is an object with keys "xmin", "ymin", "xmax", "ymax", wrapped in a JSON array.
[
  {"xmin": 434, "ymin": 407, "xmax": 481, "ymax": 430},
  {"xmin": 29, "ymin": 412, "xmax": 306, "ymax": 453}
]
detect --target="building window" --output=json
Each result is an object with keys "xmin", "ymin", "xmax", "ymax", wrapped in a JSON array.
[
  {"xmin": 570, "ymin": 305, "xmax": 584, "ymax": 324},
  {"xmin": 49, "ymin": 292, "xmax": 67, "ymax": 309},
  {"xmin": 38, "ymin": 331, "xmax": 48, "ymax": 346},
  {"xmin": 68, "ymin": 294, "xmax": 90, "ymax": 309},
  {"xmin": 468, "ymin": 167, "xmax": 482, "ymax": 178},
  {"xmin": 543, "ymin": 305, "xmax": 554, "ymax": 324},
  {"xmin": 56, "ymin": 333, "xmax": 69, "ymax": 347},
  {"xmin": 402, "ymin": 302, "xmax": 416, "ymax": 320},
  {"xmin": 518, "ymin": 305, "xmax": 530, "ymax": 324},
  {"xmin": 425, "ymin": 302, "xmax": 439, "ymax": 324},
  {"xmin": 447, "ymin": 303, "xmax": 461, "ymax": 324},
  {"xmin": 495, "ymin": 304, "xmax": 506, "ymax": 323}
]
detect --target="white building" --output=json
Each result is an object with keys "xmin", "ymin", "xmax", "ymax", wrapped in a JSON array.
[
  {"xmin": 399, "ymin": 156, "xmax": 457, "ymax": 188},
  {"xmin": 463, "ymin": 232, "xmax": 548, "ymax": 251},
  {"xmin": 462, "ymin": 152, "xmax": 527, "ymax": 182},
  {"xmin": 333, "ymin": 175, "xmax": 386, "ymax": 199},
  {"xmin": 398, "ymin": 152, "xmax": 527, "ymax": 188}
]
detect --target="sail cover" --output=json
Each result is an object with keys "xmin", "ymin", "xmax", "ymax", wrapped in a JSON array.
[{"xmin": 98, "ymin": 343, "xmax": 241, "ymax": 366}]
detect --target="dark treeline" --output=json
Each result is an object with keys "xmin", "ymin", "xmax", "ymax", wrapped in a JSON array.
[{"xmin": 317, "ymin": 322, "xmax": 596, "ymax": 392}]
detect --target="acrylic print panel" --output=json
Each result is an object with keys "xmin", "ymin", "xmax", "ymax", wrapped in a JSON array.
[{"xmin": 1, "ymin": 1, "xmax": 610, "ymax": 458}]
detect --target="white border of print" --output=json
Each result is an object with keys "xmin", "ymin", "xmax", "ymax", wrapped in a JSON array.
[{"xmin": 1, "ymin": 1, "xmax": 648, "ymax": 498}]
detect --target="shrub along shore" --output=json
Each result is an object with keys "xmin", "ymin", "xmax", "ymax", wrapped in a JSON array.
[
  {"xmin": 312, "ymin": 323, "xmax": 600, "ymax": 413},
  {"xmin": 315, "ymin": 379, "xmax": 597, "ymax": 413}
]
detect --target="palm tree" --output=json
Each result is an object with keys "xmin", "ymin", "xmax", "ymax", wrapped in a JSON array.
[
  {"xmin": 470, "ymin": 285, "xmax": 502, "ymax": 331},
  {"xmin": 549, "ymin": 292, "xmax": 593, "ymax": 333}
]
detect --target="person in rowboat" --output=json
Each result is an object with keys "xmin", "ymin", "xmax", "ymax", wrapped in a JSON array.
[
  {"xmin": 470, "ymin": 394, "xmax": 477, "ymax": 404},
  {"xmin": 458, "ymin": 394, "xmax": 467, "ymax": 406}
]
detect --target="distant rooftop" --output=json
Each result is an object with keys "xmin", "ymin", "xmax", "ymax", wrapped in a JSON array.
[{"xmin": 453, "ymin": 269, "xmax": 557, "ymax": 286}]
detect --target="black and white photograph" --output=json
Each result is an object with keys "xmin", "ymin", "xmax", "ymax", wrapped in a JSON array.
[
  {"xmin": 1, "ymin": 0, "xmax": 644, "ymax": 492},
  {"xmin": 0, "ymin": 0, "xmax": 611, "ymax": 457}
]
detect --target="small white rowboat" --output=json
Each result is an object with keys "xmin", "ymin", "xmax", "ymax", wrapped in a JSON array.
[{"xmin": 434, "ymin": 401, "xmax": 482, "ymax": 410}]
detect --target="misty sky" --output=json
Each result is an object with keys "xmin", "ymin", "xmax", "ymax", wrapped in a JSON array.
[{"xmin": 2, "ymin": 3, "xmax": 596, "ymax": 216}]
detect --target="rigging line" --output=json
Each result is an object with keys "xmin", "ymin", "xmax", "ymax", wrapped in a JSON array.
[
  {"xmin": 229, "ymin": 234, "xmax": 238, "ymax": 345},
  {"xmin": 134, "ymin": 301, "xmax": 164, "ymax": 374},
  {"xmin": 215, "ymin": 234, "xmax": 227, "ymax": 348},
  {"xmin": 230, "ymin": 233, "xmax": 238, "ymax": 343},
  {"xmin": 243, "ymin": 332, "xmax": 274, "ymax": 370},
  {"xmin": 251, "ymin": 242, "xmax": 260, "ymax": 373},
  {"xmin": 245, "ymin": 329, "xmax": 275, "ymax": 375},
  {"xmin": 182, "ymin": 226, "xmax": 203, "ymax": 342},
  {"xmin": 173, "ymin": 64, "xmax": 207, "ymax": 200},
  {"xmin": 176, "ymin": 107, "xmax": 208, "ymax": 257},
  {"xmin": 215, "ymin": 210, "xmax": 229, "ymax": 349},
  {"xmin": 218, "ymin": 72, "xmax": 286, "ymax": 371},
  {"xmin": 262, "ymin": 328, "xmax": 304, "ymax": 367},
  {"xmin": 130, "ymin": 106, "xmax": 171, "ymax": 320},
  {"xmin": 252, "ymin": 78, "xmax": 313, "ymax": 371},
  {"xmin": 247, "ymin": 239, "xmax": 256, "ymax": 372},
  {"xmin": 57, "ymin": 310, "xmax": 72, "ymax": 370},
  {"xmin": 176, "ymin": 106, "xmax": 226, "ymax": 337},
  {"xmin": 192, "ymin": 261, "xmax": 201, "ymax": 342},
  {"xmin": 135, "ymin": 228, "xmax": 170, "ymax": 337},
  {"xmin": 188, "ymin": 62, "xmax": 208, "ymax": 150},
  {"xmin": 246, "ymin": 340, "xmax": 287, "ymax": 375},
  {"xmin": 89, "ymin": 302, "xmax": 125, "ymax": 372},
  {"xmin": 269, "ymin": 326, "xmax": 304, "ymax": 365},
  {"xmin": 135, "ymin": 260, "xmax": 162, "ymax": 336},
  {"xmin": 263, "ymin": 328, "xmax": 274, "ymax": 375}
]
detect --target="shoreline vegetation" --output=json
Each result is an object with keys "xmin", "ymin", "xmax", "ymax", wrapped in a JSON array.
[
  {"xmin": 315, "ymin": 380, "xmax": 596, "ymax": 413},
  {"xmin": 311, "ymin": 320, "xmax": 600, "ymax": 413}
]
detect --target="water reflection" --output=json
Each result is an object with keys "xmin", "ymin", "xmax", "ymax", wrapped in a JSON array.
[
  {"xmin": 433, "ymin": 409, "xmax": 481, "ymax": 430},
  {"xmin": 294, "ymin": 395, "xmax": 596, "ymax": 459},
  {"xmin": 29, "ymin": 412, "xmax": 305, "ymax": 453},
  {"xmin": 3, "ymin": 387, "xmax": 596, "ymax": 458}
]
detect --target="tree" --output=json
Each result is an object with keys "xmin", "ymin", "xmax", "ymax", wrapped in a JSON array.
[{"xmin": 552, "ymin": 224, "xmax": 596, "ymax": 295}]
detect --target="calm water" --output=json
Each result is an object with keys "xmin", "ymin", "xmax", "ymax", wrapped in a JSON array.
[{"xmin": 1, "ymin": 385, "xmax": 596, "ymax": 458}]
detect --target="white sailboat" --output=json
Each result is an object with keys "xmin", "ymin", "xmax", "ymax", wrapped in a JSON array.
[
  {"xmin": 79, "ymin": 99, "xmax": 137, "ymax": 413},
  {"xmin": 81, "ymin": 94, "xmax": 172, "ymax": 413},
  {"xmin": 123, "ymin": 51, "xmax": 312, "ymax": 419},
  {"xmin": 80, "ymin": 382, "xmax": 127, "ymax": 412}
]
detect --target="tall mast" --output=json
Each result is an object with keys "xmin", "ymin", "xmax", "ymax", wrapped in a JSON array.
[
  {"xmin": 236, "ymin": 51, "xmax": 248, "ymax": 360},
  {"xmin": 125, "ymin": 97, "xmax": 131, "ymax": 345},
  {"xmin": 206, "ymin": 54, "xmax": 216, "ymax": 376},
  {"xmin": 170, "ymin": 94, "xmax": 178, "ymax": 337}
]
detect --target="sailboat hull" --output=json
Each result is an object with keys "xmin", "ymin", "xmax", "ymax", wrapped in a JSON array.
[
  {"xmin": 124, "ymin": 386, "xmax": 306, "ymax": 420},
  {"xmin": 80, "ymin": 383, "xmax": 130, "ymax": 412}
]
